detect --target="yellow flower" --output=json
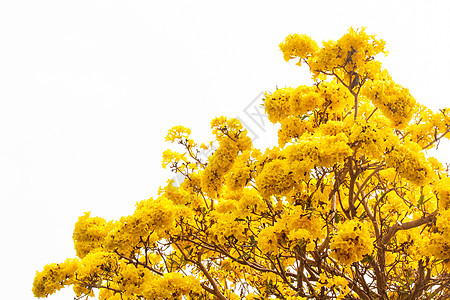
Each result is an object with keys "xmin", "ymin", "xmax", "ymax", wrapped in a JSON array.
[
  {"xmin": 435, "ymin": 177, "xmax": 450, "ymax": 209},
  {"xmin": 255, "ymin": 159, "xmax": 296, "ymax": 198},
  {"xmin": 279, "ymin": 33, "xmax": 318, "ymax": 65},
  {"xmin": 385, "ymin": 140, "xmax": 433, "ymax": 186},
  {"xmin": 73, "ymin": 212, "xmax": 114, "ymax": 258},
  {"xmin": 264, "ymin": 87, "xmax": 293, "ymax": 123},
  {"xmin": 32, "ymin": 258, "xmax": 80, "ymax": 298},
  {"xmin": 330, "ymin": 219, "xmax": 374, "ymax": 265},
  {"xmin": 165, "ymin": 125, "xmax": 191, "ymax": 142},
  {"xmin": 362, "ymin": 71, "xmax": 416, "ymax": 128}
]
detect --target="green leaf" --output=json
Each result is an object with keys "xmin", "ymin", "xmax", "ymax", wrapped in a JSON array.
[
  {"xmin": 360, "ymin": 255, "xmax": 372, "ymax": 264},
  {"xmin": 423, "ymin": 197, "xmax": 433, "ymax": 205},
  {"xmin": 428, "ymin": 290, "xmax": 439, "ymax": 298},
  {"xmin": 418, "ymin": 194, "xmax": 425, "ymax": 206},
  {"xmin": 335, "ymin": 213, "xmax": 341, "ymax": 223}
]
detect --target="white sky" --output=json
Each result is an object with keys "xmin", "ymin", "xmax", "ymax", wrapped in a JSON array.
[{"xmin": 1, "ymin": 1, "xmax": 449, "ymax": 299}]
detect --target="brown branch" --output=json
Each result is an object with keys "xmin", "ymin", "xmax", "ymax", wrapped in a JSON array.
[
  {"xmin": 328, "ymin": 165, "xmax": 351, "ymax": 219},
  {"xmin": 300, "ymin": 270, "xmax": 319, "ymax": 298},
  {"xmin": 352, "ymin": 263, "xmax": 374, "ymax": 298},
  {"xmin": 317, "ymin": 191, "xmax": 336, "ymax": 253},
  {"xmin": 354, "ymin": 94, "xmax": 359, "ymax": 120},
  {"xmin": 353, "ymin": 166, "xmax": 383, "ymax": 206},
  {"xmin": 195, "ymin": 252, "xmax": 228, "ymax": 300},
  {"xmin": 174, "ymin": 242, "xmax": 228, "ymax": 300},
  {"xmin": 408, "ymin": 258, "xmax": 429, "ymax": 300},
  {"xmin": 422, "ymin": 128, "xmax": 450, "ymax": 150},
  {"xmin": 356, "ymin": 182, "xmax": 381, "ymax": 239},
  {"xmin": 275, "ymin": 256, "xmax": 297, "ymax": 291},
  {"xmin": 200, "ymin": 282, "xmax": 216, "ymax": 295},
  {"xmin": 368, "ymin": 255, "xmax": 387, "ymax": 298},
  {"xmin": 381, "ymin": 209, "xmax": 438, "ymax": 245},
  {"xmin": 113, "ymin": 250, "xmax": 163, "ymax": 276},
  {"xmin": 323, "ymin": 261, "xmax": 375, "ymax": 300},
  {"xmin": 366, "ymin": 107, "xmax": 378, "ymax": 122},
  {"xmin": 188, "ymin": 236, "xmax": 297, "ymax": 277},
  {"xmin": 348, "ymin": 157, "xmax": 358, "ymax": 218},
  {"xmin": 74, "ymin": 277, "xmax": 122, "ymax": 298}
]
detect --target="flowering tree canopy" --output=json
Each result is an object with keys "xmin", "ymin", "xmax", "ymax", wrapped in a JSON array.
[{"xmin": 33, "ymin": 28, "xmax": 450, "ymax": 300}]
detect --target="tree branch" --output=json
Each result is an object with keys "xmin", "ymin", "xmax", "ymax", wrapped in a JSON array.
[
  {"xmin": 381, "ymin": 210, "xmax": 438, "ymax": 245},
  {"xmin": 422, "ymin": 128, "xmax": 450, "ymax": 150},
  {"xmin": 195, "ymin": 252, "xmax": 228, "ymax": 300},
  {"xmin": 113, "ymin": 250, "xmax": 163, "ymax": 276},
  {"xmin": 174, "ymin": 242, "xmax": 228, "ymax": 300}
]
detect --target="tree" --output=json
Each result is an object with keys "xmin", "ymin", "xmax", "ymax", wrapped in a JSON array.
[{"xmin": 33, "ymin": 27, "xmax": 450, "ymax": 300}]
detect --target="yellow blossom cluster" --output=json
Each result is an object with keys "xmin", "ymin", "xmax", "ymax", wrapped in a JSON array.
[
  {"xmin": 256, "ymin": 133, "xmax": 351, "ymax": 197},
  {"xmin": 284, "ymin": 133, "xmax": 352, "ymax": 168},
  {"xmin": 161, "ymin": 149, "xmax": 188, "ymax": 170},
  {"xmin": 224, "ymin": 149, "xmax": 259, "ymax": 192},
  {"xmin": 158, "ymin": 178, "xmax": 191, "ymax": 206},
  {"xmin": 330, "ymin": 219, "xmax": 374, "ymax": 265},
  {"xmin": 201, "ymin": 139, "xmax": 241, "ymax": 198},
  {"xmin": 279, "ymin": 33, "xmax": 318, "ymax": 66},
  {"xmin": 104, "ymin": 196, "xmax": 176, "ymax": 254},
  {"xmin": 255, "ymin": 158, "xmax": 296, "ymax": 198},
  {"xmin": 139, "ymin": 272, "xmax": 202, "ymax": 299},
  {"xmin": 394, "ymin": 227, "xmax": 427, "ymax": 262},
  {"xmin": 406, "ymin": 105, "xmax": 450, "ymax": 149},
  {"xmin": 264, "ymin": 87, "xmax": 293, "ymax": 124},
  {"xmin": 284, "ymin": 206, "xmax": 326, "ymax": 251},
  {"xmin": 385, "ymin": 140, "xmax": 433, "ymax": 186},
  {"xmin": 32, "ymin": 259, "xmax": 79, "ymax": 298},
  {"xmin": 280, "ymin": 27, "xmax": 386, "ymax": 83},
  {"xmin": 348, "ymin": 117, "xmax": 398, "ymax": 160},
  {"xmin": 425, "ymin": 209, "xmax": 450, "ymax": 270},
  {"xmin": 436, "ymin": 177, "xmax": 450, "ymax": 209},
  {"xmin": 264, "ymin": 82, "xmax": 353, "ymax": 127},
  {"xmin": 281, "ymin": 27, "xmax": 386, "ymax": 83},
  {"xmin": 201, "ymin": 117, "xmax": 252, "ymax": 198},
  {"xmin": 208, "ymin": 208, "xmax": 248, "ymax": 245},
  {"xmin": 317, "ymin": 273, "xmax": 351, "ymax": 299},
  {"xmin": 362, "ymin": 72, "xmax": 416, "ymax": 128},
  {"xmin": 73, "ymin": 212, "xmax": 114, "ymax": 258},
  {"xmin": 162, "ymin": 125, "xmax": 200, "ymax": 174},
  {"xmin": 277, "ymin": 116, "xmax": 312, "ymax": 147},
  {"xmin": 97, "ymin": 268, "xmax": 201, "ymax": 300},
  {"xmin": 257, "ymin": 206, "xmax": 325, "ymax": 254},
  {"xmin": 236, "ymin": 188, "xmax": 267, "ymax": 215},
  {"xmin": 75, "ymin": 250, "xmax": 119, "ymax": 292},
  {"xmin": 205, "ymin": 188, "xmax": 270, "ymax": 246},
  {"xmin": 379, "ymin": 191, "xmax": 409, "ymax": 221},
  {"xmin": 165, "ymin": 125, "xmax": 191, "ymax": 143}
]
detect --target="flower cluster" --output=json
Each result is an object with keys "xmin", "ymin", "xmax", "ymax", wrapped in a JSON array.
[
  {"xmin": 73, "ymin": 212, "xmax": 114, "ymax": 258},
  {"xmin": 362, "ymin": 72, "xmax": 416, "ymax": 128},
  {"xmin": 32, "ymin": 259, "xmax": 79, "ymax": 298},
  {"xmin": 425, "ymin": 209, "xmax": 450, "ymax": 270},
  {"xmin": 436, "ymin": 177, "xmax": 450, "ymax": 209},
  {"xmin": 330, "ymin": 219, "xmax": 374, "ymax": 265},
  {"xmin": 385, "ymin": 140, "xmax": 433, "ymax": 186},
  {"xmin": 279, "ymin": 33, "xmax": 318, "ymax": 66},
  {"xmin": 264, "ymin": 82, "xmax": 353, "ymax": 127}
]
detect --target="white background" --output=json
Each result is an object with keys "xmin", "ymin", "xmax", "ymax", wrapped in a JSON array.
[{"xmin": 1, "ymin": 1, "xmax": 449, "ymax": 299}]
